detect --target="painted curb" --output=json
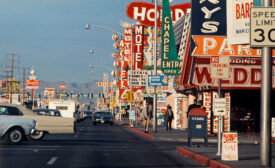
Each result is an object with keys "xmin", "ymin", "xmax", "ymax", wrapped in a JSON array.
[
  {"xmin": 115, "ymin": 120, "xmax": 154, "ymax": 140},
  {"xmin": 127, "ymin": 126, "xmax": 154, "ymax": 140},
  {"xmin": 114, "ymin": 120, "xmax": 123, "ymax": 126},
  {"xmin": 176, "ymin": 146, "xmax": 234, "ymax": 168}
]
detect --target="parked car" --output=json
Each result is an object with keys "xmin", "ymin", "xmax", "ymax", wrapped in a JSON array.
[
  {"xmin": 84, "ymin": 111, "xmax": 93, "ymax": 119},
  {"xmin": 92, "ymin": 111, "xmax": 113, "ymax": 126},
  {"xmin": 0, "ymin": 104, "xmax": 75, "ymax": 141},
  {"xmin": 0, "ymin": 116, "xmax": 36, "ymax": 144},
  {"xmin": 33, "ymin": 109, "xmax": 61, "ymax": 117}
]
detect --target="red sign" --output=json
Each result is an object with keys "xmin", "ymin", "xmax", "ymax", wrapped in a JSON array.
[
  {"xmin": 192, "ymin": 64, "xmax": 275, "ymax": 89},
  {"xmin": 25, "ymin": 79, "xmax": 40, "ymax": 88},
  {"xmin": 126, "ymin": 2, "xmax": 191, "ymax": 27},
  {"xmin": 44, "ymin": 88, "xmax": 55, "ymax": 98},
  {"xmin": 192, "ymin": 36, "xmax": 275, "ymax": 57},
  {"xmin": 60, "ymin": 83, "xmax": 66, "ymax": 91},
  {"xmin": 123, "ymin": 27, "xmax": 133, "ymax": 62},
  {"xmin": 133, "ymin": 24, "xmax": 143, "ymax": 70}
]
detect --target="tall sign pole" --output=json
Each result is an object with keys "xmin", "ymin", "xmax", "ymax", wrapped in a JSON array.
[
  {"xmin": 250, "ymin": 1, "xmax": 273, "ymax": 166},
  {"xmin": 153, "ymin": 0, "xmax": 158, "ymax": 133}
]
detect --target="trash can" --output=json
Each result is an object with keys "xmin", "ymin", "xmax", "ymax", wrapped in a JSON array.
[{"xmin": 188, "ymin": 107, "xmax": 208, "ymax": 147}]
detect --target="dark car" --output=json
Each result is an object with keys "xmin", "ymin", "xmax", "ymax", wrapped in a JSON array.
[
  {"xmin": 92, "ymin": 111, "xmax": 113, "ymax": 126},
  {"xmin": 84, "ymin": 111, "xmax": 93, "ymax": 119},
  {"xmin": 33, "ymin": 109, "xmax": 62, "ymax": 117}
]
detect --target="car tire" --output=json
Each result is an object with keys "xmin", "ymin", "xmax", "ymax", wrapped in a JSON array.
[
  {"xmin": 4, "ymin": 127, "xmax": 24, "ymax": 145},
  {"xmin": 28, "ymin": 131, "xmax": 45, "ymax": 141},
  {"xmin": 110, "ymin": 122, "xmax": 113, "ymax": 126},
  {"xmin": 93, "ymin": 121, "xmax": 96, "ymax": 125}
]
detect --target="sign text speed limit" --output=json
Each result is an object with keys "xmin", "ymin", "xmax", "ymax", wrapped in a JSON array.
[{"xmin": 250, "ymin": 7, "xmax": 275, "ymax": 47}]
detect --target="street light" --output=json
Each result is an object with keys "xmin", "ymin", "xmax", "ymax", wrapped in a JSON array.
[
  {"xmin": 85, "ymin": 24, "xmax": 123, "ymax": 36},
  {"xmin": 89, "ymin": 49, "xmax": 94, "ymax": 54}
]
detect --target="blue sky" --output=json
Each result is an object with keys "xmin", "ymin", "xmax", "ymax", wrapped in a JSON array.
[{"xmin": 0, "ymin": 0, "xmax": 188, "ymax": 83}]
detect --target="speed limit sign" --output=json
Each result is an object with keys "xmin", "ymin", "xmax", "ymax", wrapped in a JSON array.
[{"xmin": 250, "ymin": 7, "xmax": 275, "ymax": 47}]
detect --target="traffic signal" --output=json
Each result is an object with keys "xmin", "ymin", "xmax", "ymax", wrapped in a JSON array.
[
  {"xmin": 77, "ymin": 93, "xmax": 84, "ymax": 99},
  {"xmin": 99, "ymin": 93, "xmax": 104, "ymax": 99},
  {"xmin": 87, "ymin": 93, "xmax": 93, "ymax": 99}
]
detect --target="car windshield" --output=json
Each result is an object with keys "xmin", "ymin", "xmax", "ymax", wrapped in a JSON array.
[{"xmin": 95, "ymin": 112, "xmax": 111, "ymax": 116}]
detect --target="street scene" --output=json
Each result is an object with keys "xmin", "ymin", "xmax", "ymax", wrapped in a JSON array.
[{"xmin": 0, "ymin": 0, "xmax": 274, "ymax": 167}]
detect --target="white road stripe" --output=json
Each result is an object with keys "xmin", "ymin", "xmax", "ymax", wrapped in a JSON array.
[
  {"xmin": 47, "ymin": 157, "xmax": 58, "ymax": 165},
  {"xmin": 33, "ymin": 149, "xmax": 39, "ymax": 152}
]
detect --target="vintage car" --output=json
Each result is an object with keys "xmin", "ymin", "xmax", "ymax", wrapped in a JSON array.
[
  {"xmin": 0, "ymin": 116, "xmax": 36, "ymax": 144},
  {"xmin": 92, "ymin": 111, "xmax": 113, "ymax": 126},
  {"xmin": 33, "ymin": 109, "xmax": 62, "ymax": 117},
  {"xmin": 0, "ymin": 104, "xmax": 75, "ymax": 141}
]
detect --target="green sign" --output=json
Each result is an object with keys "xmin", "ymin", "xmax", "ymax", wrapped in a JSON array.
[
  {"xmin": 253, "ymin": 0, "xmax": 261, "ymax": 6},
  {"xmin": 161, "ymin": 0, "xmax": 182, "ymax": 76}
]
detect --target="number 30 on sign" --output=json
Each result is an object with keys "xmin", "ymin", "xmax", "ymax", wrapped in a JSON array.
[{"xmin": 250, "ymin": 7, "xmax": 275, "ymax": 47}]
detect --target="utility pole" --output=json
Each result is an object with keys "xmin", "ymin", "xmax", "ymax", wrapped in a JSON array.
[
  {"xmin": 153, "ymin": 0, "xmax": 158, "ymax": 132},
  {"xmin": 21, "ymin": 67, "xmax": 29, "ymax": 103},
  {"xmin": 5, "ymin": 53, "xmax": 20, "ymax": 104}
]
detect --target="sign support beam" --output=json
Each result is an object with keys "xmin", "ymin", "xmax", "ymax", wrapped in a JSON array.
[
  {"xmin": 153, "ymin": 0, "xmax": 158, "ymax": 133},
  {"xmin": 260, "ymin": 46, "xmax": 272, "ymax": 167}
]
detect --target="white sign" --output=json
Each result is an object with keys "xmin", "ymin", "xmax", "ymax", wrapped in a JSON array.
[
  {"xmin": 129, "ymin": 110, "xmax": 136, "ymax": 120},
  {"xmin": 222, "ymin": 132, "xmax": 238, "ymax": 161},
  {"xmin": 250, "ymin": 7, "xmax": 275, "ymax": 47},
  {"xmin": 272, "ymin": 118, "xmax": 275, "ymax": 137},
  {"xmin": 213, "ymin": 98, "xmax": 226, "ymax": 116},
  {"xmin": 210, "ymin": 56, "xmax": 230, "ymax": 79},
  {"xmin": 128, "ymin": 70, "xmax": 151, "ymax": 87},
  {"xmin": 227, "ymin": 0, "xmax": 253, "ymax": 44}
]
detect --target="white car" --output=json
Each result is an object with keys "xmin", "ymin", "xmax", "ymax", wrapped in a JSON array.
[
  {"xmin": 0, "ymin": 116, "xmax": 36, "ymax": 144},
  {"xmin": 0, "ymin": 104, "xmax": 75, "ymax": 141}
]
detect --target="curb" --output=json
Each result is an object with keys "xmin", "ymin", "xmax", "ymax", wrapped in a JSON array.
[
  {"xmin": 127, "ymin": 126, "xmax": 154, "ymax": 140},
  {"xmin": 114, "ymin": 120, "xmax": 123, "ymax": 126},
  {"xmin": 176, "ymin": 146, "xmax": 234, "ymax": 168},
  {"xmin": 114, "ymin": 120, "xmax": 154, "ymax": 140}
]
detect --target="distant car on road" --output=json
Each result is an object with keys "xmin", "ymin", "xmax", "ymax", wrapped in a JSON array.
[
  {"xmin": 84, "ymin": 111, "xmax": 93, "ymax": 119},
  {"xmin": 33, "ymin": 109, "xmax": 62, "ymax": 117},
  {"xmin": 0, "ymin": 116, "xmax": 36, "ymax": 144},
  {"xmin": 0, "ymin": 104, "xmax": 75, "ymax": 141},
  {"xmin": 92, "ymin": 111, "xmax": 113, "ymax": 126}
]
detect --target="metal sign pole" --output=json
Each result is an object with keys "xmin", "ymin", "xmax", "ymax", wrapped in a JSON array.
[
  {"xmin": 260, "ymin": 47, "xmax": 272, "ymax": 167},
  {"xmin": 153, "ymin": 0, "xmax": 158, "ymax": 132},
  {"xmin": 130, "ymin": 29, "xmax": 133, "ymax": 127},
  {"xmin": 260, "ymin": 1, "xmax": 272, "ymax": 167},
  {"xmin": 217, "ymin": 79, "xmax": 222, "ymax": 156}
]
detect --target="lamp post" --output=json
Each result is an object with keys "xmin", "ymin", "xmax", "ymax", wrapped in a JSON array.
[
  {"xmin": 85, "ymin": 24, "xmax": 123, "ymax": 36},
  {"xmin": 152, "ymin": 0, "xmax": 158, "ymax": 133}
]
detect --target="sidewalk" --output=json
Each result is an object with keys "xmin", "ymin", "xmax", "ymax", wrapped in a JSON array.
[{"xmin": 115, "ymin": 119, "xmax": 275, "ymax": 168}]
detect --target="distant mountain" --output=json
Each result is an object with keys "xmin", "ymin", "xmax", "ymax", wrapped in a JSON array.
[{"xmin": 36, "ymin": 81, "xmax": 100, "ymax": 96}]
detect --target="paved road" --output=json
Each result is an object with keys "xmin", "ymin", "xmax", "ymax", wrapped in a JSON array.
[{"xmin": 0, "ymin": 119, "xmax": 203, "ymax": 168}]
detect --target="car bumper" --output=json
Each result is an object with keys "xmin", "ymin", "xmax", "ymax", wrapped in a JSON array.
[
  {"xmin": 95, "ymin": 119, "xmax": 113, "ymax": 123},
  {"xmin": 30, "ymin": 128, "xmax": 37, "ymax": 135}
]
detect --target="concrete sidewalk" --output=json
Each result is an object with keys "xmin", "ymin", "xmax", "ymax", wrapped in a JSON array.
[{"xmin": 116, "ymin": 119, "xmax": 275, "ymax": 168}]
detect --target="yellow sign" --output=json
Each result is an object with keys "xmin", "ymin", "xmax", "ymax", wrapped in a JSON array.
[{"xmin": 1, "ymin": 79, "xmax": 20, "ymax": 94}]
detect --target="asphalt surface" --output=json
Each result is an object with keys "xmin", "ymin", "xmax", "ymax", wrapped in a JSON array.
[{"xmin": 0, "ymin": 119, "xmax": 204, "ymax": 168}]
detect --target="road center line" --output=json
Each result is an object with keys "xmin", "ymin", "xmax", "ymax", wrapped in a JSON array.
[{"xmin": 47, "ymin": 157, "xmax": 58, "ymax": 165}]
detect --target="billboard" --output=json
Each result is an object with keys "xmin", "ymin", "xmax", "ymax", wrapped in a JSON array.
[
  {"xmin": 161, "ymin": 0, "xmax": 182, "ymax": 75},
  {"xmin": 226, "ymin": 0, "xmax": 253, "ymax": 44},
  {"xmin": 191, "ymin": 0, "xmax": 227, "ymax": 54},
  {"xmin": 133, "ymin": 24, "xmax": 144, "ymax": 70},
  {"xmin": 1, "ymin": 79, "xmax": 20, "ymax": 94},
  {"xmin": 126, "ymin": 1, "xmax": 191, "ymax": 27}
]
